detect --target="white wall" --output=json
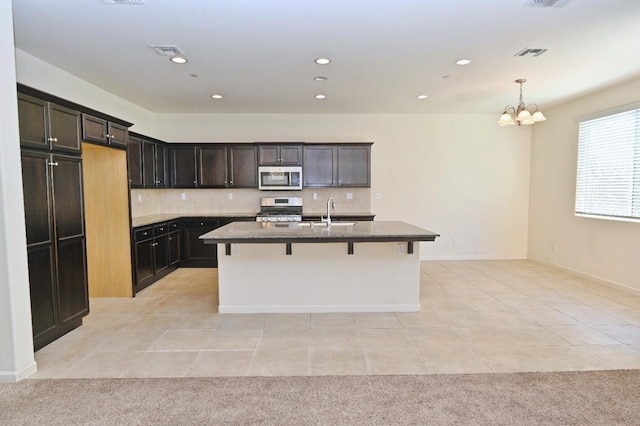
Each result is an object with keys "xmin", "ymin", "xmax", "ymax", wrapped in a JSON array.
[
  {"xmin": 0, "ymin": 0, "xmax": 37, "ymax": 382},
  {"xmin": 15, "ymin": 49, "xmax": 157, "ymax": 136},
  {"xmin": 529, "ymin": 76, "xmax": 640, "ymax": 291},
  {"xmin": 157, "ymin": 113, "xmax": 532, "ymax": 259}
]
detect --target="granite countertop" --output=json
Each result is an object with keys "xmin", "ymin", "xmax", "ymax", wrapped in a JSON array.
[
  {"xmin": 132, "ymin": 212, "xmax": 376, "ymax": 228},
  {"xmin": 200, "ymin": 221, "xmax": 439, "ymax": 244},
  {"xmin": 131, "ymin": 212, "xmax": 258, "ymax": 228}
]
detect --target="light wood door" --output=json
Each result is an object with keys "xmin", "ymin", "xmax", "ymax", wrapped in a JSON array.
[{"xmin": 82, "ymin": 143, "xmax": 133, "ymax": 297}]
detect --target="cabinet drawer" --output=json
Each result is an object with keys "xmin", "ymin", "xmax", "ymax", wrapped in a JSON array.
[
  {"xmin": 134, "ymin": 226, "xmax": 153, "ymax": 241},
  {"xmin": 182, "ymin": 219, "xmax": 219, "ymax": 229},
  {"xmin": 153, "ymin": 223, "xmax": 169, "ymax": 236}
]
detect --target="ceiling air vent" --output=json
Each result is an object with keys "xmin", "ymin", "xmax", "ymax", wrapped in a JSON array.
[
  {"xmin": 99, "ymin": 0, "xmax": 146, "ymax": 4},
  {"xmin": 149, "ymin": 45, "xmax": 185, "ymax": 57},
  {"xmin": 525, "ymin": 0, "xmax": 571, "ymax": 7},
  {"xmin": 515, "ymin": 48, "xmax": 548, "ymax": 57}
]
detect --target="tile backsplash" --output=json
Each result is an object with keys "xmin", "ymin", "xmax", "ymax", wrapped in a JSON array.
[{"xmin": 130, "ymin": 188, "xmax": 371, "ymax": 218}]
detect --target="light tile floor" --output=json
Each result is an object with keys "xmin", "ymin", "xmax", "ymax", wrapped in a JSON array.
[{"xmin": 31, "ymin": 260, "xmax": 640, "ymax": 378}]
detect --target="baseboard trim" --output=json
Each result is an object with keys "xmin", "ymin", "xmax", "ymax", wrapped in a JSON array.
[
  {"xmin": 0, "ymin": 360, "xmax": 37, "ymax": 383},
  {"xmin": 420, "ymin": 255, "xmax": 526, "ymax": 261},
  {"xmin": 218, "ymin": 304, "xmax": 421, "ymax": 314},
  {"xmin": 527, "ymin": 256, "xmax": 640, "ymax": 296}
]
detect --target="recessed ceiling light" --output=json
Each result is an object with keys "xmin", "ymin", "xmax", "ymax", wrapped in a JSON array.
[
  {"xmin": 456, "ymin": 58, "xmax": 471, "ymax": 65},
  {"xmin": 416, "ymin": 95, "xmax": 428, "ymax": 100},
  {"xmin": 211, "ymin": 94, "xmax": 223, "ymax": 99},
  {"xmin": 314, "ymin": 58, "xmax": 331, "ymax": 65},
  {"xmin": 315, "ymin": 94, "xmax": 326, "ymax": 99},
  {"xmin": 170, "ymin": 56, "xmax": 188, "ymax": 64},
  {"xmin": 314, "ymin": 76, "xmax": 328, "ymax": 81}
]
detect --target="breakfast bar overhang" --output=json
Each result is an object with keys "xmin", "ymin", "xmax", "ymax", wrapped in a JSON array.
[{"xmin": 200, "ymin": 221, "xmax": 440, "ymax": 313}]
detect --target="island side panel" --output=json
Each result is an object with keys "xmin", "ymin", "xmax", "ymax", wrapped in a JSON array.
[{"xmin": 216, "ymin": 242, "xmax": 420, "ymax": 313}]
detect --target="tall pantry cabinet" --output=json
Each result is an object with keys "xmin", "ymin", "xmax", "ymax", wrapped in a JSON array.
[{"xmin": 17, "ymin": 93, "xmax": 89, "ymax": 351}]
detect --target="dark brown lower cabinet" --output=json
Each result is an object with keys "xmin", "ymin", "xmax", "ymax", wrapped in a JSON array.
[
  {"xmin": 181, "ymin": 219, "xmax": 220, "ymax": 267},
  {"xmin": 21, "ymin": 149, "xmax": 89, "ymax": 351},
  {"xmin": 168, "ymin": 229, "xmax": 181, "ymax": 266},
  {"xmin": 131, "ymin": 217, "xmax": 254, "ymax": 291},
  {"xmin": 133, "ymin": 221, "xmax": 178, "ymax": 293}
]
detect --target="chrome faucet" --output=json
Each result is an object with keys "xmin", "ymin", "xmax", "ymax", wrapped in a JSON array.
[{"xmin": 322, "ymin": 197, "xmax": 336, "ymax": 225}]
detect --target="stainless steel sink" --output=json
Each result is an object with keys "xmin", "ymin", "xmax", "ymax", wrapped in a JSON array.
[{"xmin": 297, "ymin": 221, "xmax": 357, "ymax": 227}]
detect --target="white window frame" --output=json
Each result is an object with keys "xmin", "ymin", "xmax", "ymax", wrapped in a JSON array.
[{"xmin": 575, "ymin": 102, "xmax": 640, "ymax": 222}]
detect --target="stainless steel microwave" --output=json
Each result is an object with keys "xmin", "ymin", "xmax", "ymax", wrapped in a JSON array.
[{"xmin": 258, "ymin": 166, "xmax": 303, "ymax": 190}]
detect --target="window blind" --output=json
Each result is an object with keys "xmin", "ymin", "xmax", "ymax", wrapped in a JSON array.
[{"xmin": 576, "ymin": 108, "xmax": 640, "ymax": 221}]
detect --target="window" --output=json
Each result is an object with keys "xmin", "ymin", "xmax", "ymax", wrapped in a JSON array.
[{"xmin": 576, "ymin": 106, "xmax": 640, "ymax": 221}]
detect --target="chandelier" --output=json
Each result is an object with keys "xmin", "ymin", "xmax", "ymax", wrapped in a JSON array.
[{"xmin": 497, "ymin": 78, "xmax": 546, "ymax": 127}]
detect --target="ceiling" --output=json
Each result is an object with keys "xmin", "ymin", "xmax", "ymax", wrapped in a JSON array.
[{"xmin": 11, "ymin": 0, "xmax": 640, "ymax": 114}]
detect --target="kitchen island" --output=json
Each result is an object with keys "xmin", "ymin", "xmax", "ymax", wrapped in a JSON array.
[{"xmin": 200, "ymin": 221, "xmax": 439, "ymax": 313}]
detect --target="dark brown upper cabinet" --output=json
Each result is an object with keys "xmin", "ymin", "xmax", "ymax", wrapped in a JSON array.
[
  {"xmin": 81, "ymin": 113, "xmax": 128, "ymax": 149},
  {"xmin": 257, "ymin": 144, "xmax": 303, "ymax": 166},
  {"xmin": 18, "ymin": 93, "xmax": 81, "ymax": 154},
  {"xmin": 303, "ymin": 143, "xmax": 371, "ymax": 188},
  {"xmin": 127, "ymin": 136, "xmax": 143, "ymax": 187},
  {"xmin": 303, "ymin": 145, "xmax": 336, "ymax": 187},
  {"xmin": 199, "ymin": 145, "xmax": 228, "ymax": 187},
  {"xmin": 127, "ymin": 134, "xmax": 169, "ymax": 189},
  {"xmin": 228, "ymin": 145, "xmax": 258, "ymax": 187},
  {"xmin": 336, "ymin": 145, "xmax": 371, "ymax": 187},
  {"xmin": 170, "ymin": 144, "xmax": 258, "ymax": 188},
  {"xmin": 142, "ymin": 140, "xmax": 169, "ymax": 188},
  {"xmin": 171, "ymin": 145, "xmax": 198, "ymax": 188}
]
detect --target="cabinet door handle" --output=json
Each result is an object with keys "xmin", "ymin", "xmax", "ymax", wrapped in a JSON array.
[
  {"xmin": 47, "ymin": 161, "xmax": 59, "ymax": 167},
  {"xmin": 47, "ymin": 137, "xmax": 58, "ymax": 142},
  {"xmin": 104, "ymin": 134, "xmax": 110, "ymax": 138},
  {"xmin": 168, "ymin": 237, "xmax": 172, "ymax": 241}
]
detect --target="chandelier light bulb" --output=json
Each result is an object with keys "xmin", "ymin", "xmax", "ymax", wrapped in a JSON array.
[
  {"xmin": 498, "ymin": 78, "xmax": 546, "ymax": 127},
  {"xmin": 532, "ymin": 111, "xmax": 547, "ymax": 122}
]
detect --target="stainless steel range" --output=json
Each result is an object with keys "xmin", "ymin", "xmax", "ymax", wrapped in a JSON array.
[{"xmin": 255, "ymin": 196, "xmax": 303, "ymax": 223}]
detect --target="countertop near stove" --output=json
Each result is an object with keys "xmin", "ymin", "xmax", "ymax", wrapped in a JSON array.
[
  {"xmin": 200, "ymin": 221, "xmax": 439, "ymax": 244},
  {"xmin": 131, "ymin": 212, "xmax": 375, "ymax": 228},
  {"xmin": 131, "ymin": 213, "xmax": 258, "ymax": 228}
]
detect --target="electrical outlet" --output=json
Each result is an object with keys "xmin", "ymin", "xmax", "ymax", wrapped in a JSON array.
[
  {"xmin": 233, "ymin": 244, "xmax": 240, "ymax": 255},
  {"xmin": 397, "ymin": 243, "xmax": 405, "ymax": 254},
  {"xmin": 312, "ymin": 193, "xmax": 318, "ymax": 200},
  {"xmin": 374, "ymin": 192, "xmax": 382, "ymax": 200},
  {"xmin": 451, "ymin": 237, "xmax": 457, "ymax": 246},
  {"xmin": 346, "ymin": 192, "xmax": 353, "ymax": 200},
  {"xmin": 138, "ymin": 194, "xmax": 142, "ymax": 202},
  {"xmin": 181, "ymin": 192, "xmax": 186, "ymax": 200},
  {"xmin": 227, "ymin": 193, "xmax": 233, "ymax": 200},
  {"xmin": 551, "ymin": 242, "xmax": 556, "ymax": 252}
]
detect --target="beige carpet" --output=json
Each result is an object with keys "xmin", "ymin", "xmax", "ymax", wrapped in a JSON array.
[{"xmin": 1, "ymin": 370, "xmax": 639, "ymax": 425}]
